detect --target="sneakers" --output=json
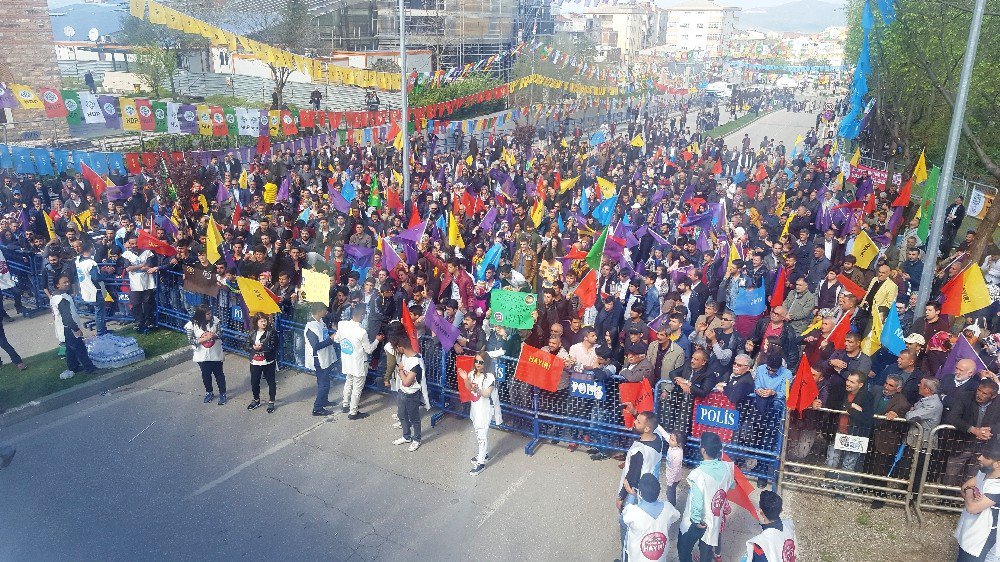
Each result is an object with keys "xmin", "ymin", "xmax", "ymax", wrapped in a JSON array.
[
  {"xmin": 218, "ymin": 393, "xmax": 227, "ymax": 406},
  {"xmin": 247, "ymin": 400, "xmax": 262, "ymax": 411},
  {"xmin": 392, "ymin": 421, "xmax": 402, "ymax": 429},
  {"xmin": 59, "ymin": 370, "xmax": 74, "ymax": 380},
  {"xmin": 469, "ymin": 463, "xmax": 486, "ymax": 475},
  {"xmin": 392, "ymin": 437, "xmax": 412, "ymax": 445},
  {"xmin": 312, "ymin": 408, "xmax": 331, "ymax": 416},
  {"xmin": 341, "ymin": 405, "xmax": 349, "ymax": 413},
  {"xmin": 204, "ymin": 392, "xmax": 215, "ymax": 403},
  {"xmin": 266, "ymin": 402, "xmax": 276, "ymax": 413},
  {"xmin": 347, "ymin": 412, "xmax": 370, "ymax": 420},
  {"xmin": 408, "ymin": 441, "xmax": 421, "ymax": 452},
  {"xmin": 470, "ymin": 454, "xmax": 491, "ymax": 464},
  {"xmin": 16, "ymin": 362, "xmax": 26, "ymax": 370}
]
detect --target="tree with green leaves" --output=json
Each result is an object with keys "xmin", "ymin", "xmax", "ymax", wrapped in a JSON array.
[
  {"xmin": 119, "ymin": 8, "xmax": 210, "ymax": 99},
  {"xmin": 133, "ymin": 45, "xmax": 178, "ymax": 98},
  {"xmin": 851, "ymin": 0, "xmax": 1000, "ymax": 266}
]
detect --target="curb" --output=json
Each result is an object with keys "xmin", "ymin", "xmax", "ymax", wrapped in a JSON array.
[
  {"xmin": 713, "ymin": 110, "xmax": 774, "ymax": 140},
  {"xmin": 0, "ymin": 347, "xmax": 189, "ymax": 428}
]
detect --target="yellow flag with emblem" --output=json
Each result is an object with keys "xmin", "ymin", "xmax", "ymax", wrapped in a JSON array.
[
  {"xmin": 559, "ymin": 176, "xmax": 579, "ymax": 193},
  {"xmin": 206, "ymin": 216, "xmax": 223, "ymax": 264},
  {"xmin": 851, "ymin": 229, "xmax": 879, "ymax": 269},
  {"xmin": 238, "ymin": 169, "xmax": 247, "ymax": 189},
  {"xmin": 912, "ymin": 149, "xmax": 928, "ymax": 185},
  {"xmin": 447, "ymin": 213, "xmax": 465, "ymax": 248},
  {"xmin": 596, "ymin": 177, "xmax": 616, "ymax": 199},
  {"xmin": 780, "ymin": 212, "xmax": 795, "ymax": 238},
  {"xmin": 71, "ymin": 209, "xmax": 92, "ymax": 231},
  {"xmin": 630, "ymin": 134, "xmax": 644, "ymax": 148},
  {"xmin": 849, "ymin": 147, "xmax": 861, "ymax": 167},
  {"xmin": 236, "ymin": 276, "xmax": 281, "ymax": 315},
  {"xmin": 43, "ymin": 211, "xmax": 56, "ymax": 240},
  {"xmin": 11, "ymin": 84, "xmax": 43, "ymax": 110},
  {"xmin": 800, "ymin": 315, "xmax": 823, "ymax": 336},
  {"xmin": 860, "ymin": 305, "xmax": 883, "ymax": 356}
]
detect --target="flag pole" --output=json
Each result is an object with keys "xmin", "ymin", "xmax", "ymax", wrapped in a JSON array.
[
  {"xmin": 397, "ymin": 0, "xmax": 411, "ymax": 205},
  {"xmin": 915, "ymin": 0, "xmax": 986, "ymax": 315}
]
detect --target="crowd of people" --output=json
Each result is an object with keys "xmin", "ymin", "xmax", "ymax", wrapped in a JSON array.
[{"xmin": 1, "ymin": 77, "xmax": 999, "ymax": 560}]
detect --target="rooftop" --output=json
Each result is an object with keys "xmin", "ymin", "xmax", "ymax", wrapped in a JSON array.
[{"xmin": 665, "ymin": 0, "xmax": 737, "ymax": 12}]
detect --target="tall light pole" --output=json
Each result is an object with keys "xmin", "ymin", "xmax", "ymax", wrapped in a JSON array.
[
  {"xmin": 915, "ymin": 0, "xmax": 986, "ymax": 314},
  {"xmin": 398, "ymin": 0, "xmax": 411, "ymax": 203}
]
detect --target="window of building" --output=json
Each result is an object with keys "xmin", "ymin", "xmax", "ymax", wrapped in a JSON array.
[{"xmin": 696, "ymin": 23, "xmax": 704, "ymax": 28}]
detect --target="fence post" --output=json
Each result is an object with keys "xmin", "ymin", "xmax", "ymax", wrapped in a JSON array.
[
  {"xmin": 776, "ymin": 404, "xmax": 792, "ymax": 496},
  {"xmin": 525, "ymin": 386, "xmax": 541, "ymax": 455},
  {"xmin": 430, "ymin": 347, "xmax": 447, "ymax": 427}
]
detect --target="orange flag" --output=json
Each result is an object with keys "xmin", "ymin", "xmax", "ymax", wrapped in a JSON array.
[
  {"xmin": 722, "ymin": 453, "xmax": 760, "ymax": 521},
  {"xmin": 786, "ymin": 353, "xmax": 818, "ymax": 417},
  {"xmin": 456, "ymin": 355, "xmax": 476, "ymax": 403},
  {"xmin": 513, "ymin": 344, "xmax": 564, "ymax": 393},
  {"xmin": 836, "ymin": 274, "xmax": 866, "ymax": 299},
  {"xmin": 573, "ymin": 268, "xmax": 598, "ymax": 311}
]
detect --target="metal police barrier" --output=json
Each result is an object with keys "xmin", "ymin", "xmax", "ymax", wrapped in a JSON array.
[
  {"xmin": 0, "ymin": 246, "xmax": 47, "ymax": 316},
  {"xmin": 156, "ymin": 270, "xmax": 250, "ymax": 352},
  {"xmin": 914, "ymin": 424, "xmax": 965, "ymax": 520},
  {"xmin": 74, "ymin": 261, "xmax": 140, "ymax": 327},
  {"xmin": 777, "ymin": 407, "xmax": 923, "ymax": 521},
  {"xmin": 656, "ymin": 381, "xmax": 786, "ymax": 483}
]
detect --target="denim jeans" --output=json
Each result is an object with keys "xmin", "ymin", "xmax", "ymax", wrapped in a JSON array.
[{"xmin": 313, "ymin": 364, "xmax": 332, "ymax": 410}]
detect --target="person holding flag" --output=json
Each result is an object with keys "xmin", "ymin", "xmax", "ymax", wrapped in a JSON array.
[
  {"xmin": 121, "ymin": 234, "xmax": 158, "ymax": 334},
  {"xmin": 617, "ymin": 411, "xmax": 666, "ymax": 548},
  {"xmin": 457, "ymin": 351, "xmax": 496, "ymax": 476}
]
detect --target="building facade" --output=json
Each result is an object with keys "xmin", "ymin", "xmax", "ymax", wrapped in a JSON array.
[{"xmin": 664, "ymin": 0, "xmax": 739, "ymax": 59}]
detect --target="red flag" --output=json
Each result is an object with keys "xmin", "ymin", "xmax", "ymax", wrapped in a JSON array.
[
  {"xmin": 298, "ymin": 109, "xmax": 315, "ymax": 128},
  {"xmin": 712, "ymin": 158, "xmax": 723, "ymax": 175},
  {"xmin": 80, "ymin": 161, "xmax": 107, "ymax": 200},
  {"xmin": 513, "ymin": 344, "xmax": 564, "ymax": 392},
  {"xmin": 407, "ymin": 203, "xmax": 421, "ymax": 229},
  {"xmin": 830, "ymin": 311, "xmax": 853, "ymax": 350},
  {"xmin": 39, "ymin": 87, "xmax": 68, "ymax": 118},
  {"xmin": 754, "ymin": 164, "xmax": 768, "ymax": 181},
  {"xmin": 135, "ymin": 99, "xmax": 156, "ymax": 131},
  {"xmin": 124, "ymin": 153, "xmax": 141, "ymax": 174},
  {"xmin": 892, "ymin": 176, "xmax": 913, "ymax": 207},
  {"xmin": 863, "ymin": 192, "xmax": 876, "ymax": 215},
  {"xmin": 573, "ymin": 268, "xmax": 598, "ymax": 311},
  {"xmin": 386, "ymin": 187, "xmax": 403, "ymax": 212},
  {"xmin": 770, "ymin": 266, "xmax": 787, "ymax": 308},
  {"xmin": 256, "ymin": 135, "xmax": 271, "ymax": 156},
  {"xmin": 280, "ymin": 110, "xmax": 298, "ymax": 135},
  {"xmin": 832, "ymin": 200, "xmax": 863, "ymax": 211},
  {"xmin": 456, "ymin": 355, "xmax": 476, "ymax": 403},
  {"xmin": 721, "ymin": 453, "xmax": 760, "ymax": 521},
  {"xmin": 210, "ymin": 106, "xmax": 227, "ymax": 136},
  {"xmin": 836, "ymin": 274, "xmax": 866, "ymax": 299},
  {"xmin": 137, "ymin": 229, "xmax": 177, "ymax": 256},
  {"xmin": 940, "ymin": 270, "xmax": 966, "ymax": 317},
  {"xmin": 618, "ymin": 379, "xmax": 654, "ymax": 429},
  {"xmin": 400, "ymin": 300, "xmax": 420, "ymax": 352},
  {"xmin": 786, "ymin": 353, "xmax": 818, "ymax": 417},
  {"xmin": 232, "ymin": 198, "xmax": 242, "ymax": 225}
]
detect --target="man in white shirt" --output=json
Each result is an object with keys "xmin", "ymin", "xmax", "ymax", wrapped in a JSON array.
[
  {"xmin": 121, "ymin": 235, "xmax": 157, "ymax": 333},
  {"xmin": 745, "ymin": 491, "xmax": 797, "ymax": 562},
  {"xmin": 622, "ymin": 473, "xmax": 679, "ymax": 562},
  {"xmin": 304, "ymin": 304, "xmax": 337, "ymax": 417},
  {"xmin": 75, "ymin": 243, "xmax": 107, "ymax": 335},
  {"xmin": 568, "ymin": 327, "xmax": 599, "ymax": 371},
  {"xmin": 335, "ymin": 306, "xmax": 382, "ymax": 420},
  {"xmin": 955, "ymin": 442, "xmax": 1000, "ymax": 561}
]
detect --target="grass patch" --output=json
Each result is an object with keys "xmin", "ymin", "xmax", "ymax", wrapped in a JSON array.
[
  {"xmin": 705, "ymin": 110, "xmax": 771, "ymax": 139},
  {"xmin": 0, "ymin": 327, "xmax": 186, "ymax": 413},
  {"xmin": 856, "ymin": 512, "xmax": 871, "ymax": 526},
  {"xmin": 820, "ymin": 552, "xmax": 838, "ymax": 562}
]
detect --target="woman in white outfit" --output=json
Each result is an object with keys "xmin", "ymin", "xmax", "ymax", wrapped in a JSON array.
[
  {"xmin": 457, "ymin": 351, "xmax": 495, "ymax": 475},
  {"xmin": 184, "ymin": 305, "xmax": 226, "ymax": 405}
]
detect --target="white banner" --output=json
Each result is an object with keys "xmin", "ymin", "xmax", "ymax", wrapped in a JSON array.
[{"xmin": 833, "ymin": 433, "xmax": 870, "ymax": 454}]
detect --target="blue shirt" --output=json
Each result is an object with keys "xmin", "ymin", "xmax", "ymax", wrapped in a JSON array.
[{"xmin": 753, "ymin": 364, "xmax": 793, "ymax": 400}]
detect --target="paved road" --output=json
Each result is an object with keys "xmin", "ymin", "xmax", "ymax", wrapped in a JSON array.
[
  {"xmin": 0, "ymin": 355, "xmax": 763, "ymax": 560},
  {"xmin": 724, "ymin": 108, "xmax": 823, "ymax": 149}
]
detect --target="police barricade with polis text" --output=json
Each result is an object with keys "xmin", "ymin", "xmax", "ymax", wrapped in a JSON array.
[
  {"xmin": 655, "ymin": 381, "xmax": 786, "ymax": 482},
  {"xmin": 913, "ymin": 424, "xmax": 967, "ymax": 521},
  {"xmin": 0, "ymin": 246, "xmax": 47, "ymax": 316},
  {"xmin": 777, "ymin": 407, "xmax": 923, "ymax": 520}
]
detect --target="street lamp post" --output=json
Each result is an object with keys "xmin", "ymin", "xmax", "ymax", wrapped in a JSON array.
[
  {"xmin": 914, "ymin": 0, "xmax": 987, "ymax": 314},
  {"xmin": 398, "ymin": 0, "xmax": 411, "ymax": 203}
]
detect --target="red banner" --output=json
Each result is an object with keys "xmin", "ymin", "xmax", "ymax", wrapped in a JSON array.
[
  {"xmin": 618, "ymin": 379, "xmax": 654, "ymax": 429},
  {"xmin": 456, "ymin": 355, "xmax": 475, "ymax": 403},
  {"xmin": 39, "ymin": 87, "xmax": 67, "ymax": 118},
  {"xmin": 210, "ymin": 106, "xmax": 227, "ymax": 136},
  {"xmin": 848, "ymin": 164, "xmax": 889, "ymax": 187},
  {"xmin": 513, "ymin": 344, "xmax": 564, "ymax": 393},
  {"xmin": 135, "ymin": 98, "xmax": 156, "ymax": 131}
]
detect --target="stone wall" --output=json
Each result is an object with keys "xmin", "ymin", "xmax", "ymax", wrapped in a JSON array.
[{"xmin": 0, "ymin": 0, "xmax": 69, "ymax": 143}]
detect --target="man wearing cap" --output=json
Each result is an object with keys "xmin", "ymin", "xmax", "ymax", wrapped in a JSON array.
[
  {"xmin": 621, "ymin": 473, "xmax": 680, "ymax": 562},
  {"xmin": 617, "ymin": 412, "xmax": 666, "ymax": 548},
  {"xmin": 745, "ymin": 490, "xmax": 797, "ymax": 562},
  {"xmin": 621, "ymin": 342, "xmax": 654, "ymax": 384},
  {"xmin": 677, "ymin": 431, "xmax": 734, "ymax": 562},
  {"xmin": 954, "ymin": 441, "xmax": 1000, "ymax": 561}
]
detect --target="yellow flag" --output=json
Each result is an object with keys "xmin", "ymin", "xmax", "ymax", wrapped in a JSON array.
[
  {"xmin": 72, "ymin": 209, "xmax": 92, "ymax": 231},
  {"xmin": 630, "ymin": 134, "xmax": 644, "ymax": 148},
  {"xmin": 775, "ymin": 193, "xmax": 786, "ymax": 217},
  {"xmin": 780, "ymin": 212, "xmax": 794, "ymax": 238},
  {"xmin": 530, "ymin": 200, "xmax": 544, "ymax": 228},
  {"xmin": 849, "ymin": 147, "xmax": 861, "ymax": 167},
  {"xmin": 561, "ymin": 138, "xmax": 569, "ymax": 148},
  {"xmin": 912, "ymin": 149, "xmax": 928, "ymax": 185},
  {"xmin": 236, "ymin": 276, "xmax": 281, "ymax": 315},
  {"xmin": 206, "ymin": 216, "xmax": 223, "ymax": 264},
  {"xmin": 559, "ymin": 176, "xmax": 580, "ymax": 193},
  {"xmin": 794, "ymin": 134, "xmax": 803, "ymax": 146},
  {"xmin": 447, "ymin": 213, "xmax": 465, "ymax": 248},
  {"xmin": 238, "ymin": 169, "xmax": 247, "ymax": 189},
  {"xmin": 196, "ymin": 104, "xmax": 213, "ymax": 136},
  {"xmin": 268, "ymin": 110, "xmax": 280, "ymax": 137},
  {"xmin": 727, "ymin": 242, "xmax": 739, "ymax": 270},
  {"xmin": 800, "ymin": 315, "xmax": 823, "ymax": 336},
  {"xmin": 465, "ymin": 155, "xmax": 473, "ymax": 166},
  {"xmin": 43, "ymin": 211, "xmax": 56, "ymax": 239},
  {"xmin": 120, "ymin": 98, "xmax": 141, "ymax": 131},
  {"xmin": 596, "ymin": 176, "xmax": 616, "ymax": 199},
  {"xmin": 263, "ymin": 182, "xmax": 277, "ymax": 203},
  {"xmin": 129, "ymin": 0, "xmax": 146, "ymax": 19},
  {"xmin": 11, "ymin": 84, "xmax": 43, "ymax": 110},
  {"xmin": 393, "ymin": 130, "xmax": 404, "ymax": 151},
  {"xmin": 851, "ymin": 229, "xmax": 879, "ymax": 269},
  {"xmin": 392, "ymin": 169, "xmax": 403, "ymax": 186},
  {"xmin": 861, "ymin": 304, "xmax": 883, "ymax": 357},
  {"xmin": 957, "ymin": 264, "xmax": 992, "ymax": 315}
]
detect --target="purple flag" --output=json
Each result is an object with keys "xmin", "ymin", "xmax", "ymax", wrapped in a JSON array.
[
  {"xmin": 398, "ymin": 221, "xmax": 426, "ymax": 244},
  {"xmin": 155, "ymin": 215, "xmax": 179, "ymax": 238},
  {"xmin": 217, "ymin": 181, "xmax": 231, "ymax": 203},
  {"xmin": 258, "ymin": 110, "xmax": 269, "ymax": 137},
  {"xmin": 425, "ymin": 303, "xmax": 460, "ymax": 351},
  {"xmin": 682, "ymin": 211, "xmax": 713, "ymax": 229},
  {"xmin": 479, "ymin": 207, "xmax": 498, "ymax": 232},
  {"xmin": 938, "ymin": 334, "xmax": 988, "ymax": 378},
  {"xmin": 614, "ymin": 222, "xmax": 640, "ymax": 248},
  {"xmin": 329, "ymin": 184, "xmax": 351, "ymax": 214},
  {"xmin": 382, "ymin": 239, "xmax": 401, "ymax": 272},
  {"xmin": 276, "ymin": 176, "xmax": 290, "ymax": 202},
  {"xmin": 17, "ymin": 208, "xmax": 28, "ymax": 233},
  {"xmin": 106, "ymin": 181, "xmax": 134, "ymax": 201},
  {"xmin": 696, "ymin": 228, "xmax": 711, "ymax": 252},
  {"xmin": 390, "ymin": 236, "xmax": 418, "ymax": 265},
  {"xmin": 97, "ymin": 95, "xmax": 121, "ymax": 129},
  {"xmin": 604, "ymin": 236, "xmax": 624, "ymax": 263},
  {"xmin": 887, "ymin": 206, "xmax": 904, "ymax": 234},
  {"xmin": 344, "ymin": 244, "xmax": 373, "ymax": 268},
  {"xmin": 179, "ymin": 104, "xmax": 198, "ymax": 134},
  {"xmin": 0, "ymin": 84, "xmax": 16, "ymax": 109},
  {"xmin": 649, "ymin": 311, "xmax": 669, "ymax": 331},
  {"xmin": 650, "ymin": 189, "xmax": 667, "ymax": 207}
]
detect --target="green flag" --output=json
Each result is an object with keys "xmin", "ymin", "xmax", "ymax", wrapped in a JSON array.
[
  {"xmin": 224, "ymin": 107, "xmax": 238, "ymax": 136},
  {"xmin": 151, "ymin": 101, "xmax": 168, "ymax": 132},
  {"xmin": 61, "ymin": 90, "xmax": 82, "ymax": 126},
  {"xmin": 489, "ymin": 289, "xmax": 537, "ymax": 329},
  {"xmin": 916, "ymin": 165, "xmax": 941, "ymax": 242},
  {"xmin": 587, "ymin": 228, "xmax": 607, "ymax": 271}
]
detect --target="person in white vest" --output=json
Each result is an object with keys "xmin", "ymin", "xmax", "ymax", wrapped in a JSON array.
[
  {"xmin": 184, "ymin": 304, "xmax": 227, "ymax": 405},
  {"xmin": 304, "ymin": 303, "xmax": 337, "ymax": 417},
  {"xmin": 121, "ymin": 235, "xmax": 158, "ymax": 334},
  {"xmin": 954, "ymin": 442, "xmax": 1000, "ymax": 562},
  {"xmin": 457, "ymin": 351, "xmax": 496, "ymax": 475},
  {"xmin": 678, "ymin": 431, "xmax": 735, "ymax": 562},
  {"xmin": 75, "ymin": 243, "xmax": 107, "ymax": 335},
  {"xmin": 336, "ymin": 305, "xmax": 382, "ymax": 420},
  {"xmin": 622, "ymin": 473, "xmax": 680, "ymax": 562},
  {"xmin": 51, "ymin": 274, "xmax": 96, "ymax": 379},
  {"xmin": 617, "ymin": 411, "xmax": 666, "ymax": 547},
  {"xmin": 743, "ymin": 491, "xmax": 797, "ymax": 562}
]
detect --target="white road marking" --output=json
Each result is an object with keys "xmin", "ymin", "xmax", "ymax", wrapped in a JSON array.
[
  {"xmin": 476, "ymin": 470, "xmax": 532, "ymax": 528},
  {"xmin": 187, "ymin": 418, "xmax": 329, "ymax": 499},
  {"xmin": 128, "ymin": 421, "xmax": 156, "ymax": 443}
]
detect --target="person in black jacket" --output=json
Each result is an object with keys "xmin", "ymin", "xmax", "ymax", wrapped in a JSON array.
[
  {"xmin": 943, "ymin": 378, "xmax": 1000, "ymax": 486},
  {"xmin": 825, "ymin": 371, "xmax": 875, "ymax": 487},
  {"xmin": 746, "ymin": 305, "xmax": 799, "ymax": 370},
  {"xmin": 246, "ymin": 312, "xmax": 279, "ymax": 412}
]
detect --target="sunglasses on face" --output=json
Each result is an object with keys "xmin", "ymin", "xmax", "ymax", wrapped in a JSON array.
[{"xmin": 474, "ymin": 360, "xmax": 484, "ymax": 365}]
